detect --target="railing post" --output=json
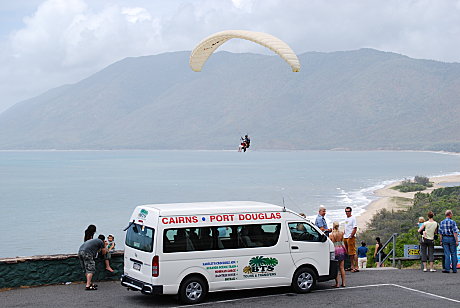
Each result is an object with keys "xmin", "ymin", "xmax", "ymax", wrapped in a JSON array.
[{"xmin": 392, "ymin": 233, "xmax": 396, "ymax": 268}]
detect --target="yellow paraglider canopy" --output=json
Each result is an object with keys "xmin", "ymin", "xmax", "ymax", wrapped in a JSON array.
[{"xmin": 190, "ymin": 30, "xmax": 300, "ymax": 72}]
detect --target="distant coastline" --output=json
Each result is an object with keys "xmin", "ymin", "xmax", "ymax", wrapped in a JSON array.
[{"xmin": 357, "ymin": 173, "xmax": 460, "ymax": 230}]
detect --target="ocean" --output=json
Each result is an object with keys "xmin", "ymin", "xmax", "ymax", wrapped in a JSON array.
[{"xmin": 1, "ymin": 150, "xmax": 459, "ymax": 258}]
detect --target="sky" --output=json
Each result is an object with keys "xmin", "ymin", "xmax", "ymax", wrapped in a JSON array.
[{"xmin": 1, "ymin": 0, "xmax": 460, "ymax": 113}]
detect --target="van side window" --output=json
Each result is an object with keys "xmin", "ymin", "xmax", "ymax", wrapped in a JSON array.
[
  {"xmin": 217, "ymin": 227, "xmax": 237, "ymax": 249},
  {"xmin": 163, "ymin": 223, "xmax": 280, "ymax": 253},
  {"xmin": 163, "ymin": 228, "xmax": 197, "ymax": 253},
  {"xmin": 288, "ymin": 222, "xmax": 321, "ymax": 242}
]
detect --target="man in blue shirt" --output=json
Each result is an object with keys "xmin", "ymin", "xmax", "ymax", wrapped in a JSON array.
[
  {"xmin": 357, "ymin": 241, "xmax": 368, "ymax": 269},
  {"xmin": 439, "ymin": 210, "xmax": 459, "ymax": 273},
  {"xmin": 315, "ymin": 205, "xmax": 331, "ymax": 236}
]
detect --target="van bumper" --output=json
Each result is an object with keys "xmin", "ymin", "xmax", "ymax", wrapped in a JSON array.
[
  {"xmin": 121, "ymin": 274, "xmax": 163, "ymax": 295},
  {"xmin": 318, "ymin": 260, "xmax": 339, "ymax": 282}
]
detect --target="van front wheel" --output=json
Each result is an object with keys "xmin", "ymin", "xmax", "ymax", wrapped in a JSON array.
[
  {"xmin": 291, "ymin": 267, "xmax": 316, "ymax": 293},
  {"xmin": 178, "ymin": 276, "xmax": 208, "ymax": 304}
]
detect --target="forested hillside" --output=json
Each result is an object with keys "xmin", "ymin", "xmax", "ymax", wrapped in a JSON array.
[{"xmin": 361, "ymin": 186, "xmax": 460, "ymax": 266}]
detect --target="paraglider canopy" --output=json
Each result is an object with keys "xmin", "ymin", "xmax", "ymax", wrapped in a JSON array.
[{"xmin": 190, "ymin": 30, "xmax": 300, "ymax": 72}]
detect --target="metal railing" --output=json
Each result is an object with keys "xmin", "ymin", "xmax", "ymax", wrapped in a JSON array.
[{"xmin": 378, "ymin": 233, "xmax": 398, "ymax": 267}]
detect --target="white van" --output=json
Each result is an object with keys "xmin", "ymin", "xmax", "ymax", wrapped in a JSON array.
[{"xmin": 121, "ymin": 201, "xmax": 338, "ymax": 304}]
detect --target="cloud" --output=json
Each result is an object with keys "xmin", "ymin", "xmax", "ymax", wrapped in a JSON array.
[
  {"xmin": 121, "ymin": 7, "xmax": 152, "ymax": 23},
  {"xmin": 0, "ymin": 0, "xmax": 164, "ymax": 112},
  {"xmin": 1, "ymin": 0, "xmax": 460, "ymax": 113}
]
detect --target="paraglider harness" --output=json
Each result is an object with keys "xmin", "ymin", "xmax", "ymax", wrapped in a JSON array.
[{"xmin": 239, "ymin": 135, "xmax": 251, "ymax": 152}]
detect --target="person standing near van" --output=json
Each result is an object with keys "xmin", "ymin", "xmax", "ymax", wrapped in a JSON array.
[
  {"xmin": 418, "ymin": 211, "xmax": 438, "ymax": 272},
  {"xmin": 357, "ymin": 241, "xmax": 368, "ymax": 269},
  {"xmin": 439, "ymin": 210, "xmax": 459, "ymax": 273},
  {"xmin": 373, "ymin": 237, "xmax": 386, "ymax": 267},
  {"xmin": 315, "ymin": 205, "xmax": 332, "ymax": 236},
  {"xmin": 78, "ymin": 234, "xmax": 106, "ymax": 290},
  {"xmin": 344, "ymin": 207, "xmax": 358, "ymax": 272},
  {"xmin": 330, "ymin": 221, "xmax": 346, "ymax": 287}
]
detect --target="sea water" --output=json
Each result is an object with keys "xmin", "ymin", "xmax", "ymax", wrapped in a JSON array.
[{"xmin": 1, "ymin": 150, "xmax": 459, "ymax": 258}]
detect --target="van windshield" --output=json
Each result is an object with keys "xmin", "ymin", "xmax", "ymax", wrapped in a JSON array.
[{"xmin": 125, "ymin": 223, "xmax": 155, "ymax": 252}]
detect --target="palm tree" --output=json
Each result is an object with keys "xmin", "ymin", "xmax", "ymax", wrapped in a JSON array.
[
  {"xmin": 262, "ymin": 257, "xmax": 278, "ymax": 266},
  {"xmin": 243, "ymin": 266, "xmax": 252, "ymax": 274},
  {"xmin": 249, "ymin": 256, "xmax": 265, "ymax": 267}
]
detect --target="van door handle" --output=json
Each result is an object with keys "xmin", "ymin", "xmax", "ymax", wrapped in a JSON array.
[{"xmin": 291, "ymin": 246, "xmax": 299, "ymax": 250}]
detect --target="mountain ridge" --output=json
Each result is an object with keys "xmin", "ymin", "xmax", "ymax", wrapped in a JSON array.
[{"xmin": 1, "ymin": 48, "xmax": 460, "ymax": 151}]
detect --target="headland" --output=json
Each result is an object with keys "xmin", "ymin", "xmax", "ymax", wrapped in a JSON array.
[{"xmin": 357, "ymin": 174, "xmax": 460, "ymax": 230}]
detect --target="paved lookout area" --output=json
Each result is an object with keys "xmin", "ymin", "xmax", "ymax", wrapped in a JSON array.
[{"xmin": 1, "ymin": 268, "xmax": 459, "ymax": 308}]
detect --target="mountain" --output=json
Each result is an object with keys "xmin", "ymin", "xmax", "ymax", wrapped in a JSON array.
[{"xmin": 1, "ymin": 49, "xmax": 460, "ymax": 150}]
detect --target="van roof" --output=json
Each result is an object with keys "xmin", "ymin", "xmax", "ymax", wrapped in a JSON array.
[{"xmin": 140, "ymin": 201, "xmax": 285, "ymax": 216}]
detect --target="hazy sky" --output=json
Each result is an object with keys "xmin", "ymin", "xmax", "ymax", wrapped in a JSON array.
[{"xmin": 1, "ymin": 0, "xmax": 460, "ymax": 113}]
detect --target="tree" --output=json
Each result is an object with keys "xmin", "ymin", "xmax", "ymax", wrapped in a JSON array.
[{"xmin": 414, "ymin": 176, "xmax": 431, "ymax": 186}]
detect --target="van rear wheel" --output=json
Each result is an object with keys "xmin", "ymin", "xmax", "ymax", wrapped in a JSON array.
[
  {"xmin": 178, "ymin": 276, "xmax": 208, "ymax": 304},
  {"xmin": 291, "ymin": 267, "xmax": 316, "ymax": 293}
]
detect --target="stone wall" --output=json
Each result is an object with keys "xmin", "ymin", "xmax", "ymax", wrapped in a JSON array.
[{"xmin": 0, "ymin": 251, "xmax": 124, "ymax": 289}]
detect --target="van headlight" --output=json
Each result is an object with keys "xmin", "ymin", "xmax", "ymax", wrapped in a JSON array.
[{"xmin": 330, "ymin": 251, "xmax": 335, "ymax": 260}]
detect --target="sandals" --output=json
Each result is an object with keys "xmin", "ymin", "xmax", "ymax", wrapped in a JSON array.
[
  {"xmin": 90, "ymin": 283, "xmax": 98, "ymax": 288},
  {"xmin": 351, "ymin": 269, "xmax": 360, "ymax": 272},
  {"xmin": 331, "ymin": 285, "xmax": 340, "ymax": 288},
  {"xmin": 85, "ymin": 285, "xmax": 97, "ymax": 291}
]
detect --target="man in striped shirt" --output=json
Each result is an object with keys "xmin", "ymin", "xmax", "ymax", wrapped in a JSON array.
[{"xmin": 439, "ymin": 210, "xmax": 459, "ymax": 273}]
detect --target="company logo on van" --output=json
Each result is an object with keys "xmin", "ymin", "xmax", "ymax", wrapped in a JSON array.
[
  {"xmin": 138, "ymin": 209, "xmax": 149, "ymax": 219},
  {"xmin": 242, "ymin": 256, "xmax": 278, "ymax": 278}
]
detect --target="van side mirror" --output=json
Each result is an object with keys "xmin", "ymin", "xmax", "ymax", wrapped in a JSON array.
[{"xmin": 320, "ymin": 234, "xmax": 328, "ymax": 242}]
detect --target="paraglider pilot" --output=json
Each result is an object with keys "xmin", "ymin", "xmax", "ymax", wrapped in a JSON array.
[{"xmin": 239, "ymin": 134, "xmax": 251, "ymax": 152}]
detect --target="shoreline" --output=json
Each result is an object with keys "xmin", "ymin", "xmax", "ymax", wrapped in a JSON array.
[{"xmin": 357, "ymin": 174, "xmax": 460, "ymax": 230}]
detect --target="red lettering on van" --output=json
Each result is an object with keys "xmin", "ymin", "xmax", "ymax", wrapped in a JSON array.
[
  {"xmin": 223, "ymin": 214, "xmax": 234, "ymax": 221},
  {"xmin": 211, "ymin": 215, "xmax": 231, "ymax": 222},
  {"xmin": 237, "ymin": 212, "xmax": 282, "ymax": 221},
  {"xmin": 162, "ymin": 216, "xmax": 199, "ymax": 224}
]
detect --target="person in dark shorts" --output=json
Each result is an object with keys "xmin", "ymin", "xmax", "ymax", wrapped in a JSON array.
[{"xmin": 78, "ymin": 234, "xmax": 106, "ymax": 290}]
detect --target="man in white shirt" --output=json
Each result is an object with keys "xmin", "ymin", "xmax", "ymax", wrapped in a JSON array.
[{"xmin": 344, "ymin": 206, "xmax": 358, "ymax": 272}]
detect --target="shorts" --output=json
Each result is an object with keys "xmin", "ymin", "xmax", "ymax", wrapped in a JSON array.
[
  {"xmin": 104, "ymin": 251, "xmax": 112, "ymax": 260},
  {"xmin": 78, "ymin": 250, "xmax": 96, "ymax": 274},
  {"xmin": 344, "ymin": 238, "xmax": 356, "ymax": 255},
  {"xmin": 358, "ymin": 257, "xmax": 367, "ymax": 269}
]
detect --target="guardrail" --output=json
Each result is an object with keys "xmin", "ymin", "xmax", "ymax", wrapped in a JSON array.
[
  {"xmin": 377, "ymin": 233, "xmax": 398, "ymax": 267},
  {"xmin": 389, "ymin": 246, "xmax": 444, "ymax": 269}
]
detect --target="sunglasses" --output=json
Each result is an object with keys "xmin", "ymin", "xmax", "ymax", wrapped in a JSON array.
[{"xmin": 345, "ymin": 210, "xmax": 351, "ymax": 213}]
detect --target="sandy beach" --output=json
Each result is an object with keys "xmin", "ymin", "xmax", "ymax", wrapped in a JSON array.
[{"xmin": 357, "ymin": 174, "xmax": 460, "ymax": 230}]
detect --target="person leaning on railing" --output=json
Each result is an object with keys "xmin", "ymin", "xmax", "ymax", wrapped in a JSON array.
[{"xmin": 439, "ymin": 210, "xmax": 459, "ymax": 273}]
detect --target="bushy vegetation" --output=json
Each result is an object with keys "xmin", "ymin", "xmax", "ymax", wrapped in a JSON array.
[
  {"xmin": 392, "ymin": 176, "xmax": 433, "ymax": 192},
  {"xmin": 359, "ymin": 186, "xmax": 460, "ymax": 267}
]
